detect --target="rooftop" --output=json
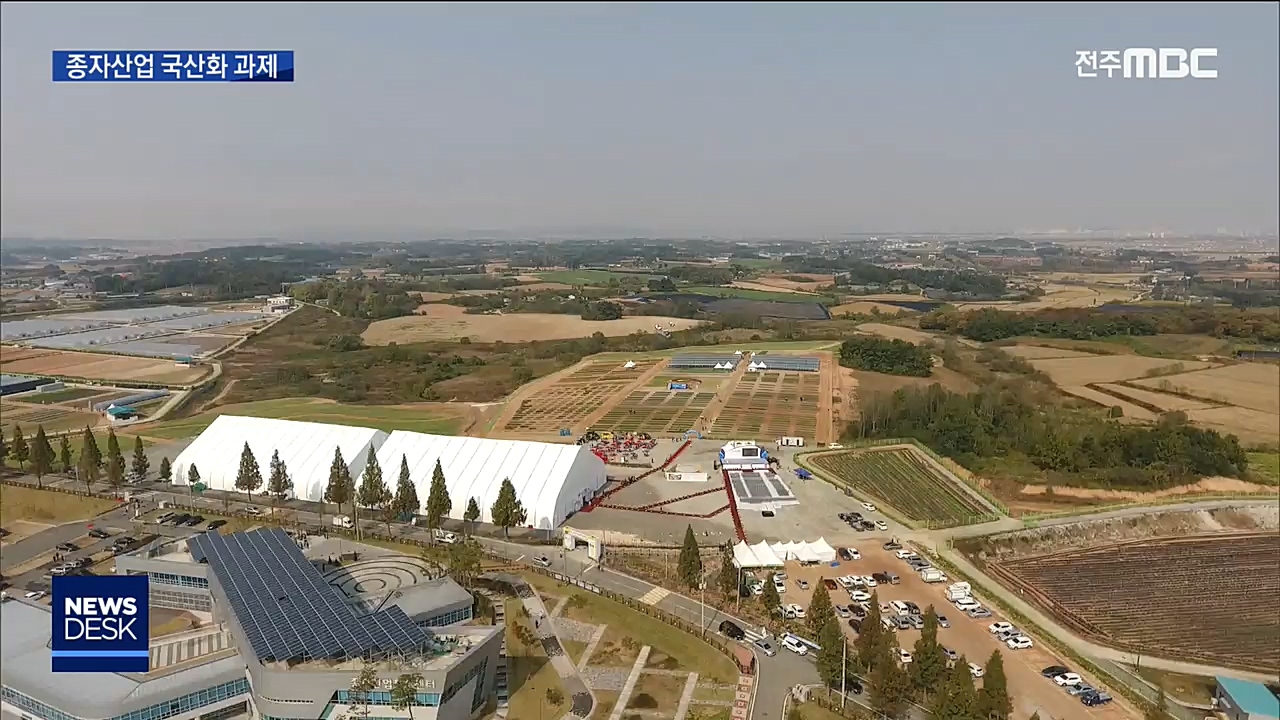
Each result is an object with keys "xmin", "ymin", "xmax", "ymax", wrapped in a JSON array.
[{"xmin": 1218, "ymin": 676, "xmax": 1280, "ymax": 718}]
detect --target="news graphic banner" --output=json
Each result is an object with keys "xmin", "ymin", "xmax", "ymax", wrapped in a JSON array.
[
  {"xmin": 52, "ymin": 50, "xmax": 294, "ymax": 82},
  {"xmin": 52, "ymin": 575, "xmax": 150, "ymax": 673}
]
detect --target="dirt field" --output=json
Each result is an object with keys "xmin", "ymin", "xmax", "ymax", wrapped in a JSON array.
[
  {"xmin": 0, "ymin": 399, "xmax": 102, "ymax": 436},
  {"xmin": 1036, "ymin": 272, "xmax": 1149, "ymax": 286},
  {"xmin": 742, "ymin": 274, "xmax": 835, "ymax": 292},
  {"xmin": 1094, "ymin": 383, "xmax": 1219, "ymax": 412},
  {"xmin": 990, "ymin": 534, "xmax": 1279, "ymax": 673},
  {"xmin": 1133, "ymin": 363, "xmax": 1280, "ymax": 414},
  {"xmin": 362, "ymin": 304, "xmax": 704, "ymax": 344},
  {"xmin": 1026, "ymin": 356, "xmax": 1212, "ymax": 387},
  {"xmin": 1056, "ymin": 386, "xmax": 1155, "ymax": 420},
  {"xmin": 728, "ymin": 281, "xmax": 820, "ymax": 295},
  {"xmin": 850, "ymin": 366, "xmax": 978, "ymax": 398},
  {"xmin": 1015, "ymin": 476, "xmax": 1274, "ymax": 502},
  {"xmin": 956, "ymin": 284, "xmax": 1139, "ymax": 312},
  {"xmin": 0, "ymin": 346, "xmax": 209, "ymax": 385},
  {"xmin": 828, "ymin": 301, "xmax": 915, "ymax": 317},
  {"xmin": 853, "ymin": 323, "xmax": 941, "ymax": 345},
  {"xmin": 1185, "ymin": 406, "xmax": 1280, "ymax": 447},
  {"xmin": 415, "ymin": 291, "xmax": 457, "ymax": 302},
  {"xmin": 497, "ymin": 359, "xmax": 662, "ymax": 435},
  {"xmin": 512, "ymin": 282, "xmax": 577, "ymax": 292},
  {"xmin": 1000, "ymin": 345, "xmax": 1098, "ymax": 360}
]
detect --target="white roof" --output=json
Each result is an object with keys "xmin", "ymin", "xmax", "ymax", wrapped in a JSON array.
[
  {"xmin": 767, "ymin": 539, "xmax": 836, "ymax": 563},
  {"xmin": 368, "ymin": 431, "xmax": 607, "ymax": 530},
  {"xmin": 623, "ymin": 360, "xmax": 637, "ymax": 368},
  {"xmin": 732, "ymin": 540, "xmax": 784, "ymax": 568},
  {"xmin": 170, "ymin": 415, "xmax": 386, "ymax": 501}
]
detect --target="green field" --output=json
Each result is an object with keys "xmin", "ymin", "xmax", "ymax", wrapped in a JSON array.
[
  {"xmin": 17, "ymin": 387, "xmax": 109, "ymax": 405},
  {"xmin": 141, "ymin": 398, "xmax": 465, "ymax": 440},
  {"xmin": 808, "ymin": 448, "xmax": 998, "ymax": 528},
  {"xmin": 536, "ymin": 269, "xmax": 656, "ymax": 285},
  {"xmin": 675, "ymin": 286, "xmax": 831, "ymax": 303},
  {"xmin": 1248, "ymin": 452, "xmax": 1280, "ymax": 484}
]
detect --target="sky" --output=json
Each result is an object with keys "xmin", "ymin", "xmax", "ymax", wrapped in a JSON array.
[{"xmin": 2, "ymin": 2, "xmax": 1277, "ymax": 240}]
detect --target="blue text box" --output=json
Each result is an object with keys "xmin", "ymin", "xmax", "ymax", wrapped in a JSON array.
[
  {"xmin": 52, "ymin": 575, "xmax": 150, "ymax": 673},
  {"xmin": 53, "ymin": 50, "xmax": 294, "ymax": 82}
]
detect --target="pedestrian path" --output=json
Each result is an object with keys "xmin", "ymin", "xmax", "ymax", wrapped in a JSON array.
[
  {"xmin": 514, "ymin": 578, "xmax": 596, "ymax": 720},
  {"xmin": 638, "ymin": 586, "xmax": 670, "ymax": 605},
  {"xmin": 577, "ymin": 623, "xmax": 607, "ymax": 671},
  {"xmin": 673, "ymin": 672, "xmax": 699, "ymax": 720},
  {"xmin": 609, "ymin": 645, "xmax": 652, "ymax": 720}
]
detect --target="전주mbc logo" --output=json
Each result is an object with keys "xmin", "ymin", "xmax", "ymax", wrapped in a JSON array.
[
  {"xmin": 1075, "ymin": 48, "xmax": 1218, "ymax": 79},
  {"xmin": 52, "ymin": 575, "xmax": 150, "ymax": 672}
]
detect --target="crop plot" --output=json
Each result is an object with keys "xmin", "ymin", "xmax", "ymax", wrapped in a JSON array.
[
  {"xmin": 0, "ymin": 400, "xmax": 100, "ymax": 436},
  {"xmin": 990, "ymin": 534, "xmax": 1279, "ymax": 673},
  {"xmin": 502, "ymin": 360, "xmax": 656, "ymax": 433},
  {"xmin": 708, "ymin": 371, "xmax": 820, "ymax": 440},
  {"xmin": 595, "ymin": 389, "xmax": 715, "ymax": 435},
  {"xmin": 808, "ymin": 447, "xmax": 997, "ymax": 527}
]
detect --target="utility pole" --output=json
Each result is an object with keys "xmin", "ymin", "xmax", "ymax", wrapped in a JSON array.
[
  {"xmin": 700, "ymin": 577, "xmax": 706, "ymax": 638},
  {"xmin": 841, "ymin": 639, "xmax": 847, "ymax": 709}
]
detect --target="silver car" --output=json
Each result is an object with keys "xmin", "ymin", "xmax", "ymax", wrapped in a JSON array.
[
  {"xmin": 754, "ymin": 638, "xmax": 776, "ymax": 657},
  {"xmin": 967, "ymin": 607, "xmax": 993, "ymax": 618}
]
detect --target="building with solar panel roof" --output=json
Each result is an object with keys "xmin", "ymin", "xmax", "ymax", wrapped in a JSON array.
[{"xmin": 1, "ymin": 529, "xmax": 503, "ymax": 720}]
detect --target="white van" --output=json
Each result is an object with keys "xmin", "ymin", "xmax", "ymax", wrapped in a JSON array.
[
  {"xmin": 889, "ymin": 600, "xmax": 911, "ymax": 617},
  {"xmin": 782, "ymin": 635, "xmax": 808, "ymax": 656}
]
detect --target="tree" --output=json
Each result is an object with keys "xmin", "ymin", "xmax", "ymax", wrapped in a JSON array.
[
  {"xmin": 390, "ymin": 672, "xmax": 424, "ymax": 712},
  {"xmin": 80, "ymin": 426, "xmax": 101, "ymax": 471},
  {"xmin": 677, "ymin": 524, "xmax": 704, "ymax": 589},
  {"xmin": 761, "ymin": 574, "xmax": 782, "ymax": 612},
  {"xmin": 106, "ymin": 427, "xmax": 121, "ymax": 466},
  {"xmin": 463, "ymin": 496, "xmax": 481, "ymax": 536},
  {"xmin": 77, "ymin": 437, "xmax": 100, "ymax": 492},
  {"xmin": 856, "ymin": 591, "xmax": 886, "ymax": 670},
  {"xmin": 930, "ymin": 655, "xmax": 978, "ymax": 720},
  {"xmin": 489, "ymin": 477, "xmax": 526, "ymax": 539},
  {"xmin": 105, "ymin": 447, "xmax": 125, "ymax": 492},
  {"xmin": 717, "ymin": 544, "xmax": 738, "ymax": 597},
  {"xmin": 29, "ymin": 426, "xmax": 54, "ymax": 489},
  {"xmin": 324, "ymin": 447, "xmax": 353, "ymax": 516},
  {"xmin": 807, "ymin": 581, "xmax": 836, "ymax": 634},
  {"xmin": 234, "ymin": 442, "xmax": 263, "ymax": 501},
  {"xmin": 424, "ymin": 459, "xmax": 453, "ymax": 543},
  {"xmin": 976, "ymin": 650, "xmax": 1012, "ymax": 720},
  {"xmin": 1145, "ymin": 691, "xmax": 1175, "ymax": 720},
  {"xmin": 391, "ymin": 455, "xmax": 420, "ymax": 523},
  {"xmin": 357, "ymin": 451, "xmax": 391, "ymax": 531},
  {"xmin": 912, "ymin": 606, "xmax": 948, "ymax": 695},
  {"xmin": 187, "ymin": 463, "xmax": 200, "ymax": 489},
  {"xmin": 869, "ymin": 642, "xmax": 911, "ymax": 719},
  {"xmin": 131, "ymin": 436, "xmax": 149, "ymax": 480},
  {"xmin": 816, "ymin": 617, "xmax": 848, "ymax": 688},
  {"xmin": 447, "ymin": 539, "xmax": 483, "ymax": 587},
  {"xmin": 266, "ymin": 450, "xmax": 293, "ymax": 516},
  {"xmin": 0, "ymin": 431, "xmax": 7, "ymax": 466},
  {"xmin": 349, "ymin": 659, "xmax": 378, "ymax": 719},
  {"xmin": 59, "ymin": 435, "xmax": 72, "ymax": 474},
  {"xmin": 158, "ymin": 456, "xmax": 172, "ymax": 483},
  {"xmin": 10, "ymin": 425, "xmax": 29, "ymax": 470}
]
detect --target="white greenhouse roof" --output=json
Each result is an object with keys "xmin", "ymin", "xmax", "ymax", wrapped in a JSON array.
[
  {"xmin": 368, "ymin": 431, "xmax": 607, "ymax": 530},
  {"xmin": 170, "ymin": 415, "xmax": 386, "ymax": 501}
]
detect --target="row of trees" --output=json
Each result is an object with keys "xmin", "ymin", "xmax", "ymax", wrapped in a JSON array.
[
  {"xmin": 839, "ymin": 337, "xmax": 935, "ymax": 377},
  {"xmin": 921, "ymin": 305, "xmax": 1280, "ymax": 344},
  {"xmin": 1, "ymin": 425, "xmax": 159, "ymax": 494}
]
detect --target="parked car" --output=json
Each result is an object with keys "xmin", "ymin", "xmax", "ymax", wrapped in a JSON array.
[
  {"xmin": 954, "ymin": 598, "xmax": 980, "ymax": 612},
  {"xmin": 835, "ymin": 605, "xmax": 851, "ymax": 619},
  {"xmin": 936, "ymin": 615, "xmax": 950, "ymax": 628},
  {"xmin": 968, "ymin": 663, "xmax": 985, "ymax": 678},
  {"xmin": 840, "ymin": 548, "xmax": 860, "ymax": 561},
  {"xmin": 1081, "ymin": 692, "xmax": 1113, "ymax": 706},
  {"xmin": 875, "ymin": 520, "xmax": 888, "ymax": 531},
  {"xmin": 754, "ymin": 638, "xmax": 775, "ymax": 656},
  {"xmin": 967, "ymin": 607, "xmax": 992, "ymax": 619},
  {"xmin": 24, "ymin": 590, "xmax": 46, "ymax": 600},
  {"xmin": 782, "ymin": 635, "xmax": 807, "ymax": 656},
  {"xmin": 1006, "ymin": 636, "xmax": 1034, "ymax": 650},
  {"xmin": 168, "ymin": 514, "xmax": 190, "ymax": 525},
  {"xmin": 1053, "ymin": 673, "xmax": 1083, "ymax": 687},
  {"xmin": 861, "ymin": 576, "xmax": 878, "ymax": 588},
  {"xmin": 795, "ymin": 579, "xmax": 809, "ymax": 591},
  {"xmin": 848, "ymin": 618, "xmax": 862, "ymax": 633},
  {"xmin": 882, "ymin": 539, "xmax": 902, "ymax": 550},
  {"xmin": 88, "ymin": 528, "xmax": 110, "ymax": 539},
  {"xmin": 837, "ymin": 547, "xmax": 854, "ymax": 561},
  {"xmin": 908, "ymin": 615, "xmax": 924, "ymax": 630},
  {"xmin": 155, "ymin": 512, "xmax": 175, "ymax": 524},
  {"xmin": 850, "ymin": 604, "xmax": 867, "ymax": 618},
  {"xmin": 49, "ymin": 565, "xmax": 73, "ymax": 576},
  {"xmin": 849, "ymin": 590, "xmax": 871, "ymax": 603},
  {"xmin": 862, "ymin": 502, "xmax": 877, "ymax": 512},
  {"xmin": 773, "ymin": 579, "xmax": 786, "ymax": 594},
  {"xmin": 942, "ymin": 647, "xmax": 959, "ymax": 663},
  {"xmin": 244, "ymin": 506, "xmax": 262, "ymax": 516},
  {"xmin": 846, "ymin": 681, "xmax": 864, "ymax": 695},
  {"xmin": 1041, "ymin": 665, "xmax": 1070, "ymax": 678},
  {"xmin": 893, "ymin": 616, "xmax": 911, "ymax": 630},
  {"xmin": 55, "ymin": 542, "xmax": 77, "ymax": 553},
  {"xmin": 897, "ymin": 649, "xmax": 913, "ymax": 664},
  {"xmin": 719, "ymin": 620, "xmax": 745, "ymax": 640},
  {"xmin": 1067, "ymin": 684, "xmax": 1096, "ymax": 697},
  {"xmin": 185, "ymin": 515, "xmax": 205, "ymax": 527},
  {"xmin": 785, "ymin": 603, "xmax": 806, "ymax": 619},
  {"xmin": 895, "ymin": 549, "xmax": 915, "ymax": 560},
  {"xmin": 836, "ymin": 575, "xmax": 855, "ymax": 588},
  {"xmin": 989, "ymin": 622, "xmax": 1015, "ymax": 635},
  {"xmin": 207, "ymin": 519, "xmax": 228, "ymax": 531}
]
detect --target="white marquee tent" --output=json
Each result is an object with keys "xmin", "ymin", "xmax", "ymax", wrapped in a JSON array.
[
  {"xmin": 368, "ymin": 431, "xmax": 607, "ymax": 530},
  {"xmin": 170, "ymin": 415, "xmax": 386, "ymax": 502},
  {"xmin": 732, "ymin": 540, "xmax": 785, "ymax": 568},
  {"xmin": 767, "ymin": 538, "xmax": 837, "ymax": 564}
]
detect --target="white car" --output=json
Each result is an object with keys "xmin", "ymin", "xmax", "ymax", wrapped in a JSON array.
[
  {"xmin": 954, "ymin": 598, "xmax": 980, "ymax": 612},
  {"xmin": 898, "ymin": 649, "xmax": 913, "ymax": 664},
  {"xmin": 774, "ymin": 572, "xmax": 788, "ymax": 582},
  {"xmin": 1054, "ymin": 673, "xmax": 1083, "ymax": 687},
  {"xmin": 895, "ymin": 549, "xmax": 915, "ymax": 560},
  {"xmin": 845, "ymin": 549, "xmax": 861, "ymax": 560},
  {"xmin": 861, "ymin": 576, "xmax": 878, "ymax": 587},
  {"xmin": 968, "ymin": 663, "xmax": 985, "ymax": 679},
  {"xmin": 849, "ymin": 590, "xmax": 872, "ymax": 603},
  {"xmin": 795, "ymin": 579, "xmax": 809, "ymax": 591},
  {"xmin": 774, "ymin": 580, "xmax": 786, "ymax": 594},
  {"xmin": 782, "ymin": 635, "xmax": 808, "ymax": 656},
  {"xmin": 1006, "ymin": 636, "xmax": 1034, "ymax": 650},
  {"xmin": 875, "ymin": 520, "xmax": 888, "ymax": 531},
  {"xmin": 533, "ymin": 555, "xmax": 552, "ymax": 568},
  {"xmin": 835, "ymin": 604, "xmax": 852, "ymax": 619},
  {"xmin": 24, "ymin": 590, "xmax": 46, "ymax": 600},
  {"xmin": 836, "ymin": 576, "xmax": 856, "ymax": 589},
  {"xmin": 862, "ymin": 502, "xmax": 877, "ymax": 512},
  {"xmin": 749, "ymin": 582, "xmax": 764, "ymax": 596},
  {"xmin": 785, "ymin": 603, "xmax": 806, "ymax": 619},
  {"xmin": 244, "ymin": 506, "xmax": 262, "ymax": 516},
  {"xmin": 988, "ymin": 622, "xmax": 1015, "ymax": 635}
]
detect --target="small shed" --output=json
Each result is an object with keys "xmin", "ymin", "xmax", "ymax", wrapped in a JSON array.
[
  {"xmin": 1216, "ymin": 677, "xmax": 1280, "ymax": 720},
  {"xmin": 107, "ymin": 405, "xmax": 138, "ymax": 420}
]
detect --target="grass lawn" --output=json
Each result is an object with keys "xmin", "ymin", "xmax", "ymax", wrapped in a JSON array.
[
  {"xmin": 1134, "ymin": 667, "xmax": 1217, "ymax": 705},
  {"xmin": 1108, "ymin": 333, "xmax": 1233, "ymax": 359},
  {"xmin": 628, "ymin": 673, "xmax": 689, "ymax": 713},
  {"xmin": 686, "ymin": 709, "xmax": 733, "ymax": 720},
  {"xmin": 1248, "ymin": 452, "xmax": 1280, "ymax": 484},
  {"xmin": 537, "ymin": 269, "xmax": 656, "ymax": 285},
  {"xmin": 671, "ymin": 286, "xmax": 831, "ymax": 304},
  {"xmin": 560, "ymin": 638, "xmax": 589, "ymax": 664},
  {"xmin": 140, "ymin": 397, "xmax": 466, "ymax": 440},
  {"xmin": 692, "ymin": 685, "xmax": 738, "ymax": 703},
  {"xmin": 523, "ymin": 573, "xmax": 739, "ymax": 684},
  {"xmin": 591, "ymin": 690, "xmax": 620, "ymax": 719},
  {"xmin": 795, "ymin": 702, "xmax": 850, "ymax": 720},
  {"xmin": 0, "ymin": 485, "xmax": 118, "ymax": 526},
  {"xmin": 505, "ymin": 598, "xmax": 570, "ymax": 720}
]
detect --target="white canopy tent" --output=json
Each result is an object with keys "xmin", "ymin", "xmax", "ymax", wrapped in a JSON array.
[
  {"xmin": 623, "ymin": 360, "xmax": 637, "ymax": 369},
  {"xmin": 732, "ymin": 540, "xmax": 784, "ymax": 568},
  {"xmin": 766, "ymin": 538, "xmax": 837, "ymax": 563}
]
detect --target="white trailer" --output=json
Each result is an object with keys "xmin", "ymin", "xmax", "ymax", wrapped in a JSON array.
[
  {"xmin": 920, "ymin": 568, "xmax": 947, "ymax": 583},
  {"xmin": 778, "ymin": 436, "xmax": 805, "ymax": 447},
  {"xmin": 945, "ymin": 581, "xmax": 971, "ymax": 601}
]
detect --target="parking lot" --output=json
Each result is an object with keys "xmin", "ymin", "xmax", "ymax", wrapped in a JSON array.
[{"xmin": 764, "ymin": 542, "xmax": 1131, "ymax": 720}]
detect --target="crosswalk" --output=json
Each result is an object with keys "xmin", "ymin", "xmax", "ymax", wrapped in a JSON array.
[{"xmin": 638, "ymin": 587, "xmax": 670, "ymax": 606}]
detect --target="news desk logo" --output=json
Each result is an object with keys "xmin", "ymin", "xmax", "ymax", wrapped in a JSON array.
[
  {"xmin": 52, "ymin": 50, "xmax": 294, "ymax": 82},
  {"xmin": 1075, "ymin": 48, "xmax": 1218, "ymax": 79},
  {"xmin": 52, "ymin": 575, "xmax": 149, "ymax": 673}
]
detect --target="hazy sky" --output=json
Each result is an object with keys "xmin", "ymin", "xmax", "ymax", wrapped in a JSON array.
[{"xmin": 2, "ymin": 2, "xmax": 1277, "ymax": 240}]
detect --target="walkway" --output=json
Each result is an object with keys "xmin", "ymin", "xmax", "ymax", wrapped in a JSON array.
[{"xmin": 503, "ymin": 574, "xmax": 596, "ymax": 720}]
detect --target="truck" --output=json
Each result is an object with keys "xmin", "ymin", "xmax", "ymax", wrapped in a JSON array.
[
  {"xmin": 332, "ymin": 515, "xmax": 354, "ymax": 529},
  {"xmin": 433, "ymin": 529, "xmax": 460, "ymax": 545},
  {"xmin": 920, "ymin": 568, "xmax": 947, "ymax": 583},
  {"xmin": 945, "ymin": 582, "xmax": 971, "ymax": 601}
]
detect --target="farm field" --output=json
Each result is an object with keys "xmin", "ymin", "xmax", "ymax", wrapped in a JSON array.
[
  {"xmin": 955, "ymin": 283, "xmax": 1138, "ymax": 311},
  {"xmin": 1133, "ymin": 363, "xmax": 1280, "ymax": 415},
  {"xmin": 1094, "ymin": 383, "xmax": 1219, "ymax": 412},
  {"xmin": 807, "ymin": 446, "xmax": 998, "ymax": 527},
  {"xmin": 0, "ymin": 485, "xmax": 118, "ymax": 526},
  {"xmin": 990, "ymin": 534, "xmax": 1280, "ymax": 673},
  {"xmin": 679, "ymin": 285, "xmax": 829, "ymax": 303},
  {"xmin": 16, "ymin": 386, "xmax": 106, "ymax": 404},
  {"xmin": 500, "ymin": 359, "xmax": 657, "ymax": 434},
  {"xmin": 1026, "ymin": 355, "xmax": 1212, "ymax": 386},
  {"xmin": 1185, "ymin": 406, "xmax": 1280, "ymax": 448},
  {"xmin": 594, "ymin": 388, "xmax": 716, "ymax": 436},
  {"xmin": 828, "ymin": 301, "xmax": 915, "ymax": 317},
  {"xmin": 590, "ymin": 340, "xmax": 841, "ymax": 358},
  {"xmin": 535, "ymin": 269, "xmax": 656, "ymax": 285},
  {"xmin": 140, "ymin": 397, "xmax": 468, "ymax": 439},
  {"xmin": 728, "ymin": 280, "xmax": 820, "ymax": 296},
  {"xmin": 0, "ymin": 399, "xmax": 102, "ymax": 436},
  {"xmin": 0, "ymin": 347, "xmax": 210, "ymax": 385},
  {"xmin": 361, "ymin": 303, "xmax": 703, "ymax": 344},
  {"xmin": 1057, "ymin": 386, "xmax": 1156, "ymax": 420},
  {"xmin": 707, "ymin": 370, "xmax": 820, "ymax": 440},
  {"xmin": 853, "ymin": 322, "xmax": 945, "ymax": 345},
  {"xmin": 999, "ymin": 345, "xmax": 1098, "ymax": 360}
]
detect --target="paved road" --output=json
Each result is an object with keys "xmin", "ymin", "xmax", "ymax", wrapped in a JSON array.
[{"xmin": 0, "ymin": 504, "xmax": 134, "ymax": 572}]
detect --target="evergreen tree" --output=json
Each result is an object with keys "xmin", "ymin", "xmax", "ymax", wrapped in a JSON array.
[
  {"xmin": 816, "ymin": 617, "xmax": 848, "ymax": 689},
  {"xmin": 930, "ymin": 655, "xmax": 979, "ymax": 720},
  {"xmin": 976, "ymin": 650, "xmax": 1012, "ymax": 720},
  {"xmin": 106, "ymin": 447, "xmax": 125, "ymax": 491},
  {"xmin": 10, "ymin": 425, "xmax": 29, "ymax": 470},
  {"xmin": 131, "ymin": 436, "xmax": 149, "ymax": 480},
  {"xmin": 80, "ymin": 426, "xmax": 101, "ymax": 470},
  {"xmin": 1145, "ymin": 691, "xmax": 1175, "ymax": 720},
  {"xmin": 357, "ymin": 451, "xmax": 391, "ymax": 531},
  {"xmin": 158, "ymin": 455, "xmax": 172, "ymax": 483},
  {"xmin": 856, "ymin": 591, "xmax": 885, "ymax": 670},
  {"xmin": 912, "ymin": 606, "xmax": 948, "ymax": 695},
  {"xmin": 677, "ymin": 524, "xmax": 704, "ymax": 589},
  {"xmin": 59, "ymin": 435, "xmax": 72, "ymax": 473},
  {"xmin": 187, "ymin": 463, "xmax": 201, "ymax": 488},
  {"xmin": 234, "ymin": 442, "xmax": 263, "ymax": 501},
  {"xmin": 392, "ymin": 455, "xmax": 420, "ymax": 522},
  {"xmin": 390, "ymin": 673, "xmax": 424, "ymax": 712},
  {"xmin": 30, "ymin": 426, "xmax": 54, "ymax": 489},
  {"xmin": 266, "ymin": 450, "xmax": 293, "ymax": 515},
  {"xmin": 869, "ymin": 640, "xmax": 910, "ymax": 719},
  {"xmin": 77, "ymin": 435, "xmax": 100, "ymax": 492},
  {"xmin": 106, "ymin": 427, "xmax": 121, "ymax": 465},
  {"xmin": 1028, "ymin": 713, "xmax": 1040, "ymax": 720},
  {"xmin": 446, "ymin": 539, "xmax": 483, "ymax": 587},
  {"xmin": 807, "ymin": 581, "xmax": 836, "ymax": 634},
  {"xmin": 424, "ymin": 459, "xmax": 453, "ymax": 542},
  {"xmin": 490, "ymin": 477, "xmax": 526, "ymax": 539},
  {"xmin": 324, "ymin": 447, "xmax": 353, "ymax": 516},
  {"xmin": 717, "ymin": 544, "xmax": 738, "ymax": 597},
  {"xmin": 761, "ymin": 574, "xmax": 782, "ymax": 612},
  {"xmin": 463, "ymin": 496, "xmax": 481, "ymax": 535},
  {"xmin": 0, "ymin": 430, "xmax": 7, "ymax": 466}
]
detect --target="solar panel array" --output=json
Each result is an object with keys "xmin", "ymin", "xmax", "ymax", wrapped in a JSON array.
[
  {"xmin": 753, "ymin": 355, "xmax": 820, "ymax": 372},
  {"xmin": 669, "ymin": 354, "xmax": 741, "ymax": 369},
  {"xmin": 189, "ymin": 528, "xmax": 427, "ymax": 664}
]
